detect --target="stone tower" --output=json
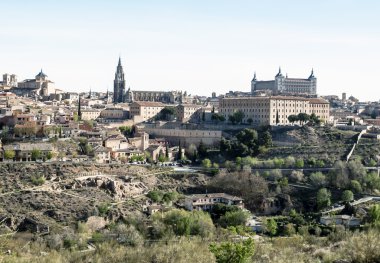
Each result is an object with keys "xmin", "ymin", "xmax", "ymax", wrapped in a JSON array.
[
  {"xmin": 113, "ymin": 57, "xmax": 126, "ymax": 103},
  {"xmin": 274, "ymin": 67, "xmax": 285, "ymax": 93},
  {"xmin": 250, "ymin": 72, "xmax": 257, "ymax": 93}
]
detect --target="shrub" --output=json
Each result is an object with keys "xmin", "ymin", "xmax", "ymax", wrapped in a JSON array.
[
  {"xmin": 350, "ymin": 180, "xmax": 362, "ymax": 193},
  {"xmin": 295, "ymin": 159, "xmax": 304, "ymax": 168},
  {"xmin": 147, "ymin": 190, "xmax": 163, "ymax": 203},
  {"xmin": 31, "ymin": 175, "xmax": 45, "ymax": 186},
  {"xmin": 309, "ymin": 172, "xmax": 326, "ymax": 187},
  {"xmin": 317, "ymin": 188, "xmax": 331, "ymax": 210},
  {"xmin": 209, "ymin": 238, "xmax": 255, "ymax": 263},
  {"xmin": 97, "ymin": 203, "xmax": 110, "ymax": 216},
  {"xmin": 341, "ymin": 190, "xmax": 354, "ymax": 203},
  {"xmin": 218, "ymin": 210, "xmax": 250, "ymax": 228},
  {"xmin": 289, "ymin": 170, "xmax": 304, "ymax": 183}
]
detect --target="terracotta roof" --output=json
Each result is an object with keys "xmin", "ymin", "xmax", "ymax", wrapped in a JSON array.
[
  {"xmin": 308, "ymin": 98, "xmax": 329, "ymax": 104},
  {"xmin": 131, "ymin": 101, "xmax": 165, "ymax": 107}
]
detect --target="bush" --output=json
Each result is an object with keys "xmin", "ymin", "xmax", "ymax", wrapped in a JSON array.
[
  {"xmin": 343, "ymin": 229, "xmax": 380, "ymax": 262},
  {"xmin": 295, "ymin": 159, "xmax": 304, "ymax": 168},
  {"xmin": 157, "ymin": 209, "xmax": 215, "ymax": 238},
  {"xmin": 31, "ymin": 175, "xmax": 45, "ymax": 186},
  {"xmin": 147, "ymin": 190, "xmax": 164, "ymax": 202},
  {"xmin": 309, "ymin": 172, "xmax": 326, "ymax": 187},
  {"xmin": 218, "ymin": 210, "xmax": 250, "ymax": 228},
  {"xmin": 289, "ymin": 170, "xmax": 304, "ymax": 183},
  {"xmin": 350, "ymin": 180, "xmax": 362, "ymax": 193},
  {"xmin": 341, "ymin": 190, "xmax": 354, "ymax": 203},
  {"xmin": 283, "ymin": 223, "xmax": 296, "ymax": 236},
  {"xmin": 113, "ymin": 224, "xmax": 144, "ymax": 246},
  {"xmin": 97, "ymin": 203, "xmax": 110, "ymax": 216},
  {"xmin": 317, "ymin": 188, "xmax": 331, "ymax": 210},
  {"xmin": 209, "ymin": 238, "xmax": 255, "ymax": 263}
]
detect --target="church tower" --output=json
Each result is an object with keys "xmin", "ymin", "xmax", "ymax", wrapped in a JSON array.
[{"xmin": 113, "ymin": 57, "xmax": 126, "ymax": 103}]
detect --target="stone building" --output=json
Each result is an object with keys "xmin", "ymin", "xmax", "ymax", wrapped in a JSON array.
[
  {"xmin": 129, "ymin": 101, "xmax": 166, "ymax": 123},
  {"xmin": 176, "ymin": 104, "xmax": 203, "ymax": 122},
  {"xmin": 113, "ymin": 58, "xmax": 126, "ymax": 103},
  {"xmin": 125, "ymin": 88, "xmax": 185, "ymax": 104},
  {"xmin": 0, "ymin": 74, "xmax": 18, "ymax": 89},
  {"xmin": 251, "ymin": 68, "xmax": 317, "ymax": 95},
  {"xmin": 14, "ymin": 70, "xmax": 56, "ymax": 97},
  {"xmin": 112, "ymin": 57, "xmax": 190, "ymax": 104},
  {"xmin": 219, "ymin": 96, "xmax": 329, "ymax": 126},
  {"xmin": 80, "ymin": 109, "xmax": 101, "ymax": 121},
  {"xmin": 184, "ymin": 193, "xmax": 244, "ymax": 211},
  {"xmin": 138, "ymin": 124, "xmax": 222, "ymax": 147}
]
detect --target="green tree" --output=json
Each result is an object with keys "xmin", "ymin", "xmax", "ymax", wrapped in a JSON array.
[
  {"xmin": 159, "ymin": 106, "xmax": 176, "ymax": 120},
  {"xmin": 350, "ymin": 180, "xmax": 362, "ymax": 193},
  {"xmin": 341, "ymin": 190, "xmax": 354, "ymax": 203},
  {"xmin": 329, "ymin": 161, "xmax": 350, "ymax": 188},
  {"xmin": 229, "ymin": 110, "xmax": 245, "ymax": 124},
  {"xmin": 159, "ymin": 209, "xmax": 215, "ymax": 237},
  {"xmin": 197, "ymin": 141, "xmax": 208, "ymax": 158},
  {"xmin": 259, "ymin": 130, "xmax": 272, "ymax": 147},
  {"xmin": 202, "ymin": 158, "xmax": 212, "ymax": 169},
  {"xmin": 347, "ymin": 159, "xmax": 367, "ymax": 181},
  {"xmin": 209, "ymin": 238, "xmax": 255, "ymax": 263},
  {"xmin": 265, "ymin": 218, "xmax": 278, "ymax": 238},
  {"xmin": 368, "ymin": 204, "xmax": 380, "ymax": 225},
  {"xmin": 4, "ymin": 149, "xmax": 15, "ymax": 160},
  {"xmin": 364, "ymin": 172, "xmax": 380, "ymax": 191},
  {"xmin": 247, "ymin": 118, "xmax": 253, "ymax": 125},
  {"xmin": 31, "ymin": 149, "xmax": 41, "ymax": 161},
  {"xmin": 162, "ymin": 191, "xmax": 178, "ymax": 203},
  {"xmin": 309, "ymin": 172, "xmax": 326, "ymax": 187},
  {"xmin": 295, "ymin": 159, "xmax": 304, "ymax": 168},
  {"xmin": 147, "ymin": 190, "xmax": 163, "ymax": 202},
  {"xmin": 287, "ymin": 115, "xmax": 298, "ymax": 124},
  {"xmin": 317, "ymin": 188, "xmax": 331, "ymax": 210},
  {"xmin": 297, "ymin": 113, "xmax": 310, "ymax": 125},
  {"xmin": 218, "ymin": 210, "xmax": 250, "ymax": 228}
]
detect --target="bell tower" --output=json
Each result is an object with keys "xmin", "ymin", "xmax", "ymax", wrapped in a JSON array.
[{"xmin": 113, "ymin": 57, "xmax": 126, "ymax": 103}]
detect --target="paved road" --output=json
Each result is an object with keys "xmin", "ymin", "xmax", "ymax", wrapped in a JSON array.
[{"xmin": 322, "ymin": 196, "xmax": 380, "ymax": 214}]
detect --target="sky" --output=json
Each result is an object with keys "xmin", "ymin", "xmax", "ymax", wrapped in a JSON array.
[{"xmin": 1, "ymin": 0, "xmax": 380, "ymax": 101}]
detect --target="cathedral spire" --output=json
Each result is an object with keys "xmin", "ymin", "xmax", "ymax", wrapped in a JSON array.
[
  {"xmin": 114, "ymin": 57, "xmax": 126, "ymax": 103},
  {"xmin": 252, "ymin": 71, "xmax": 257, "ymax": 81},
  {"xmin": 275, "ymin": 67, "xmax": 283, "ymax": 77},
  {"xmin": 308, "ymin": 68, "xmax": 315, "ymax": 79}
]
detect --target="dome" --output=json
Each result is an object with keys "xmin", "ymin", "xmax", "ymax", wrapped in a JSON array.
[{"xmin": 36, "ymin": 69, "xmax": 47, "ymax": 78}]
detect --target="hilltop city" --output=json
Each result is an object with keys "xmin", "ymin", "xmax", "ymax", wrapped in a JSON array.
[{"xmin": 0, "ymin": 58, "xmax": 380, "ymax": 262}]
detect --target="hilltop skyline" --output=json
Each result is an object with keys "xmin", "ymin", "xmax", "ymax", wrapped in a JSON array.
[{"xmin": 1, "ymin": 0, "xmax": 380, "ymax": 101}]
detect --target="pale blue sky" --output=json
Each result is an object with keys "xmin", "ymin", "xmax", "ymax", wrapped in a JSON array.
[{"xmin": 1, "ymin": 0, "xmax": 379, "ymax": 100}]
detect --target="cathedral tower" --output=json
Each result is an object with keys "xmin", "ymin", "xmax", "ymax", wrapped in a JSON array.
[{"xmin": 113, "ymin": 57, "xmax": 126, "ymax": 103}]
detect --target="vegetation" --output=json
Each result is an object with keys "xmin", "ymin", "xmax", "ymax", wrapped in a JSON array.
[
  {"xmin": 316, "ymin": 188, "xmax": 331, "ymax": 210},
  {"xmin": 220, "ymin": 128, "xmax": 272, "ymax": 158},
  {"xmin": 3, "ymin": 149, "xmax": 15, "ymax": 160},
  {"xmin": 209, "ymin": 238, "xmax": 255, "ymax": 263},
  {"xmin": 228, "ymin": 110, "xmax": 244, "ymax": 124},
  {"xmin": 30, "ymin": 175, "xmax": 45, "ymax": 185}
]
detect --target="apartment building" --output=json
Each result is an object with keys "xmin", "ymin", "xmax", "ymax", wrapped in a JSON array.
[
  {"xmin": 219, "ymin": 96, "xmax": 329, "ymax": 126},
  {"xmin": 176, "ymin": 104, "xmax": 202, "ymax": 122},
  {"xmin": 129, "ymin": 101, "xmax": 165, "ymax": 123},
  {"xmin": 184, "ymin": 193, "xmax": 244, "ymax": 211}
]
